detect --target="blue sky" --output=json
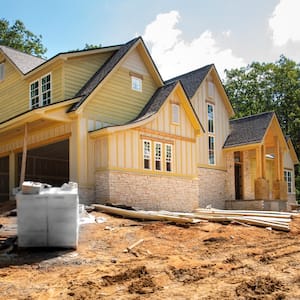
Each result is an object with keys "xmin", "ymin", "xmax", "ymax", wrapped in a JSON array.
[{"xmin": 2, "ymin": 0, "xmax": 300, "ymax": 79}]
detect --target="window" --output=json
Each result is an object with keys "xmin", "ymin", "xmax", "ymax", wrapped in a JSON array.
[
  {"xmin": 0, "ymin": 63, "xmax": 4, "ymax": 81},
  {"xmin": 172, "ymin": 104, "xmax": 180, "ymax": 124},
  {"xmin": 208, "ymin": 136, "xmax": 215, "ymax": 165},
  {"xmin": 207, "ymin": 104, "xmax": 214, "ymax": 133},
  {"xmin": 143, "ymin": 140, "xmax": 151, "ymax": 169},
  {"xmin": 29, "ymin": 73, "xmax": 51, "ymax": 109},
  {"xmin": 208, "ymin": 81, "xmax": 215, "ymax": 98},
  {"xmin": 155, "ymin": 142, "xmax": 162, "ymax": 171},
  {"xmin": 165, "ymin": 144, "xmax": 172, "ymax": 172},
  {"xmin": 131, "ymin": 76, "xmax": 142, "ymax": 92},
  {"xmin": 41, "ymin": 74, "xmax": 51, "ymax": 106},
  {"xmin": 284, "ymin": 170, "xmax": 292, "ymax": 193}
]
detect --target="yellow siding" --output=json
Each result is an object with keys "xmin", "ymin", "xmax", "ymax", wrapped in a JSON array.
[
  {"xmin": 94, "ymin": 91, "xmax": 198, "ymax": 177},
  {"xmin": 191, "ymin": 76, "xmax": 230, "ymax": 168},
  {"xmin": 84, "ymin": 48, "xmax": 158, "ymax": 124},
  {"xmin": 0, "ymin": 57, "xmax": 28, "ymax": 121},
  {"xmin": 64, "ymin": 51, "xmax": 114, "ymax": 99}
]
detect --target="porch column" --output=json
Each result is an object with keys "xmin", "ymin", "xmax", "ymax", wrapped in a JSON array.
[
  {"xmin": 254, "ymin": 145, "xmax": 269, "ymax": 200},
  {"xmin": 9, "ymin": 151, "xmax": 15, "ymax": 200},
  {"xmin": 273, "ymin": 136, "xmax": 287, "ymax": 200}
]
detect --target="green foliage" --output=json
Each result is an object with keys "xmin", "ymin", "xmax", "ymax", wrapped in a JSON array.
[
  {"xmin": 223, "ymin": 55, "xmax": 300, "ymax": 202},
  {"xmin": 0, "ymin": 18, "xmax": 47, "ymax": 58}
]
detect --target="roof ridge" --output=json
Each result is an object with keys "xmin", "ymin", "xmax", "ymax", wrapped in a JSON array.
[
  {"xmin": 165, "ymin": 64, "xmax": 214, "ymax": 83},
  {"xmin": 230, "ymin": 111, "xmax": 274, "ymax": 122},
  {"xmin": 0, "ymin": 44, "xmax": 46, "ymax": 60}
]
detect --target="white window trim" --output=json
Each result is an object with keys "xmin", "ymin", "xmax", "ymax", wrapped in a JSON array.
[
  {"xmin": 131, "ymin": 76, "xmax": 142, "ymax": 92},
  {"xmin": 29, "ymin": 73, "xmax": 52, "ymax": 109},
  {"xmin": 143, "ymin": 139, "xmax": 151, "ymax": 170},
  {"xmin": 284, "ymin": 169, "xmax": 293, "ymax": 194},
  {"xmin": 0, "ymin": 63, "xmax": 5, "ymax": 81},
  {"xmin": 165, "ymin": 143, "xmax": 173, "ymax": 172},
  {"xmin": 172, "ymin": 103, "xmax": 180, "ymax": 124},
  {"xmin": 208, "ymin": 135, "xmax": 216, "ymax": 165},
  {"xmin": 207, "ymin": 103, "xmax": 215, "ymax": 134},
  {"xmin": 154, "ymin": 142, "xmax": 162, "ymax": 171}
]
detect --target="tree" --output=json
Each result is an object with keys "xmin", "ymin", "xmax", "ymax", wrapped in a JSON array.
[
  {"xmin": 0, "ymin": 18, "xmax": 47, "ymax": 58},
  {"xmin": 223, "ymin": 56, "xmax": 300, "ymax": 202}
]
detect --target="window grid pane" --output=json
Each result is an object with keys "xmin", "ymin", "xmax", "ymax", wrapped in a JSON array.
[
  {"xmin": 172, "ymin": 104, "xmax": 180, "ymax": 123},
  {"xmin": 155, "ymin": 143, "xmax": 162, "ymax": 171},
  {"xmin": 131, "ymin": 76, "xmax": 142, "ymax": 92},
  {"xmin": 208, "ymin": 136, "xmax": 215, "ymax": 165},
  {"xmin": 208, "ymin": 104, "xmax": 214, "ymax": 133},
  {"xmin": 165, "ymin": 144, "xmax": 172, "ymax": 172},
  {"xmin": 30, "ymin": 81, "xmax": 39, "ymax": 108},
  {"xmin": 143, "ymin": 140, "xmax": 151, "ymax": 169},
  {"xmin": 41, "ymin": 74, "xmax": 51, "ymax": 106}
]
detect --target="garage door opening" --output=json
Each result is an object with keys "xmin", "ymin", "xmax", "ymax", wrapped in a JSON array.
[
  {"xmin": 0, "ymin": 156, "xmax": 9, "ymax": 201},
  {"xmin": 17, "ymin": 140, "xmax": 69, "ymax": 187}
]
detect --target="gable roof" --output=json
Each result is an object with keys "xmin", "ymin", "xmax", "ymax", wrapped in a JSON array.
[
  {"xmin": 0, "ymin": 45, "xmax": 45, "ymax": 74},
  {"xmin": 223, "ymin": 112, "xmax": 274, "ymax": 148},
  {"xmin": 132, "ymin": 81, "xmax": 178, "ymax": 123},
  {"xmin": 68, "ymin": 36, "xmax": 162, "ymax": 113},
  {"xmin": 165, "ymin": 64, "xmax": 213, "ymax": 99}
]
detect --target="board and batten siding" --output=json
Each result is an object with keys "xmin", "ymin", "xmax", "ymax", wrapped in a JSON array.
[
  {"xmin": 84, "ymin": 48, "xmax": 158, "ymax": 125},
  {"xmin": 191, "ymin": 77, "xmax": 230, "ymax": 168},
  {"xmin": 63, "ymin": 51, "xmax": 114, "ymax": 99},
  {"xmin": 94, "ymin": 91, "xmax": 198, "ymax": 177}
]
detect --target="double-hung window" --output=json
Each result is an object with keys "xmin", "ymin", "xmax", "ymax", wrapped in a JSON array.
[
  {"xmin": 284, "ymin": 170, "xmax": 292, "ymax": 193},
  {"xmin": 207, "ymin": 103, "xmax": 215, "ymax": 165},
  {"xmin": 155, "ymin": 142, "xmax": 162, "ymax": 171},
  {"xmin": 165, "ymin": 144, "xmax": 172, "ymax": 172},
  {"xmin": 30, "ymin": 73, "xmax": 51, "ymax": 109},
  {"xmin": 143, "ymin": 140, "xmax": 151, "ymax": 169}
]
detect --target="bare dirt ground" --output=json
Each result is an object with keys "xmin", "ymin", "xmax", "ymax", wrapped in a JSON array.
[{"xmin": 0, "ymin": 201, "xmax": 300, "ymax": 300}]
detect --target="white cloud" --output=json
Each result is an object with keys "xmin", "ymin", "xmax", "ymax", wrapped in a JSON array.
[
  {"xmin": 269, "ymin": 0, "xmax": 300, "ymax": 46},
  {"xmin": 143, "ymin": 11, "xmax": 245, "ymax": 79}
]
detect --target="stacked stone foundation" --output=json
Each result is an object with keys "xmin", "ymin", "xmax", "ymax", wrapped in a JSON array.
[{"xmin": 95, "ymin": 170, "xmax": 199, "ymax": 212}]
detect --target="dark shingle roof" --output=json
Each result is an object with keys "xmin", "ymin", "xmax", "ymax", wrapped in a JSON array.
[
  {"xmin": 68, "ymin": 37, "xmax": 140, "ymax": 112},
  {"xmin": 165, "ymin": 64, "xmax": 213, "ymax": 99},
  {"xmin": 0, "ymin": 45, "xmax": 45, "ymax": 74},
  {"xmin": 224, "ymin": 112, "xmax": 274, "ymax": 148},
  {"xmin": 130, "ymin": 81, "xmax": 178, "ymax": 123}
]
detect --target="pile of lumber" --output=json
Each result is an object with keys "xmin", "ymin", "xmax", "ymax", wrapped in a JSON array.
[
  {"xmin": 93, "ymin": 204, "xmax": 298, "ymax": 232},
  {"xmin": 193, "ymin": 208, "xmax": 296, "ymax": 232}
]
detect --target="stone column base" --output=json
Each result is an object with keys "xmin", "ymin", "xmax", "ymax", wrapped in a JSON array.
[
  {"xmin": 272, "ymin": 180, "xmax": 287, "ymax": 200},
  {"xmin": 254, "ymin": 178, "xmax": 269, "ymax": 200}
]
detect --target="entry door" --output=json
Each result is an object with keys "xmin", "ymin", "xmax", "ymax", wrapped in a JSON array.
[{"xmin": 235, "ymin": 163, "xmax": 243, "ymax": 200}]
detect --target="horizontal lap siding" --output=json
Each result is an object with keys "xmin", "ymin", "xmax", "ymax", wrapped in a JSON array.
[
  {"xmin": 64, "ymin": 52, "xmax": 114, "ymax": 99},
  {"xmin": 0, "ymin": 57, "xmax": 28, "ymax": 121}
]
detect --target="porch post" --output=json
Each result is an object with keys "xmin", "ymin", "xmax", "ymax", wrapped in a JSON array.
[
  {"xmin": 9, "ymin": 151, "xmax": 15, "ymax": 200},
  {"xmin": 19, "ymin": 123, "xmax": 28, "ymax": 187},
  {"xmin": 273, "ymin": 136, "xmax": 287, "ymax": 200},
  {"xmin": 254, "ymin": 145, "xmax": 269, "ymax": 200}
]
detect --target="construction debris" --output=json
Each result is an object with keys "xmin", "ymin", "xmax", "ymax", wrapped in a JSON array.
[{"xmin": 93, "ymin": 204, "xmax": 298, "ymax": 232}]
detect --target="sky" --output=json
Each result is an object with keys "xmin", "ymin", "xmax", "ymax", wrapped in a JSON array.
[{"xmin": 2, "ymin": 0, "xmax": 300, "ymax": 80}]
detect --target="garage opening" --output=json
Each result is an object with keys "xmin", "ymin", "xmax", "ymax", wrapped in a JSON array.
[
  {"xmin": 0, "ymin": 156, "xmax": 9, "ymax": 201},
  {"xmin": 17, "ymin": 140, "xmax": 69, "ymax": 187}
]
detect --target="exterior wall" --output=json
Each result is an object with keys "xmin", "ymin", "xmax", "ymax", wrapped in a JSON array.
[
  {"xmin": 0, "ymin": 54, "xmax": 28, "ymax": 121},
  {"xmin": 198, "ymin": 152, "xmax": 234, "ymax": 209},
  {"xmin": 283, "ymin": 150, "xmax": 297, "ymax": 204},
  {"xmin": 84, "ymin": 48, "xmax": 158, "ymax": 125},
  {"xmin": 63, "ymin": 51, "xmax": 114, "ymax": 99},
  {"xmin": 95, "ymin": 170, "xmax": 199, "ymax": 212},
  {"xmin": 191, "ymin": 75, "xmax": 230, "ymax": 168}
]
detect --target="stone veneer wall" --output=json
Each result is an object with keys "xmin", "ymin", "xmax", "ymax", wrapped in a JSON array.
[
  {"xmin": 198, "ymin": 152, "xmax": 235, "ymax": 209},
  {"xmin": 95, "ymin": 170, "xmax": 199, "ymax": 212},
  {"xmin": 243, "ymin": 151, "xmax": 255, "ymax": 200},
  {"xmin": 78, "ymin": 186, "xmax": 96, "ymax": 205}
]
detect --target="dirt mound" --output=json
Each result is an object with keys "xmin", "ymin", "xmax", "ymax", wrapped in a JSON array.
[{"xmin": 236, "ymin": 275, "xmax": 286, "ymax": 299}]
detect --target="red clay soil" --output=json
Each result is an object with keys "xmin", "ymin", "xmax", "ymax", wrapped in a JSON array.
[{"xmin": 0, "ymin": 201, "xmax": 300, "ymax": 299}]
